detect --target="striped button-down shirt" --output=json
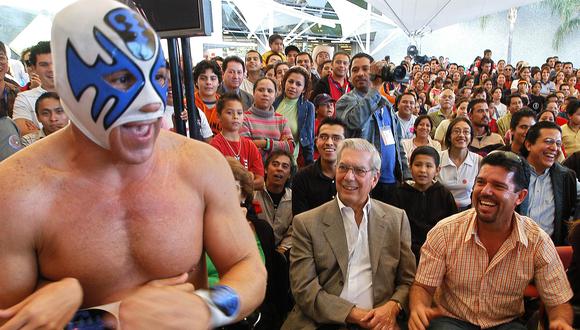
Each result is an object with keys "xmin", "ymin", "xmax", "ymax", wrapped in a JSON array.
[{"xmin": 415, "ymin": 209, "xmax": 572, "ymax": 329}]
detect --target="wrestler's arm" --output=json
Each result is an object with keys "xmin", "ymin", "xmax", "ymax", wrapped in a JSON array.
[
  {"xmin": 0, "ymin": 171, "xmax": 82, "ymax": 327},
  {"xmin": 201, "ymin": 146, "xmax": 267, "ymax": 319}
]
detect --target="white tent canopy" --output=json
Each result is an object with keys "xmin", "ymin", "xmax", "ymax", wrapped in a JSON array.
[
  {"xmin": 1, "ymin": 0, "xmax": 546, "ymax": 55},
  {"xmin": 366, "ymin": 0, "xmax": 542, "ymax": 37}
]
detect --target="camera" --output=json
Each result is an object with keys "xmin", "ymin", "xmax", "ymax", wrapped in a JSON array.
[{"xmin": 380, "ymin": 63, "xmax": 407, "ymax": 83}]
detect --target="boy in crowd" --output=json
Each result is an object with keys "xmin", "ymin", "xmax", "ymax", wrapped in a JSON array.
[
  {"xmin": 21, "ymin": 92, "xmax": 69, "ymax": 146},
  {"xmin": 313, "ymin": 93, "xmax": 335, "ymax": 136},
  {"xmin": 211, "ymin": 93, "xmax": 264, "ymax": 190},
  {"xmin": 392, "ymin": 146, "xmax": 457, "ymax": 263}
]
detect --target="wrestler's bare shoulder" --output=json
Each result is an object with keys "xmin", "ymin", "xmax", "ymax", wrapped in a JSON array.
[{"xmin": 157, "ymin": 130, "xmax": 233, "ymax": 180}]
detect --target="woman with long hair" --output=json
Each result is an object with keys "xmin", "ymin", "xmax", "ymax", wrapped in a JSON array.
[{"xmin": 273, "ymin": 66, "xmax": 315, "ymax": 166}]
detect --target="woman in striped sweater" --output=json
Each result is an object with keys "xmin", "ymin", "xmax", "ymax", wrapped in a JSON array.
[{"xmin": 240, "ymin": 77, "xmax": 295, "ymax": 163}]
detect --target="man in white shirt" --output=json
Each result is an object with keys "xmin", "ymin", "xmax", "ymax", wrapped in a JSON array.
[
  {"xmin": 12, "ymin": 41, "xmax": 55, "ymax": 135},
  {"xmin": 283, "ymin": 138, "xmax": 416, "ymax": 330},
  {"xmin": 396, "ymin": 92, "xmax": 418, "ymax": 139}
]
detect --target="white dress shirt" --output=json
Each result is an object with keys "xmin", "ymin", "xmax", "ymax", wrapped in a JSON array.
[{"xmin": 337, "ymin": 195, "xmax": 374, "ymax": 309}]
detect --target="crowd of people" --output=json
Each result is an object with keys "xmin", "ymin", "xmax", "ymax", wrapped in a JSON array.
[{"xmin": 0, "ymin": 0, "xmax": 580, "ymax": 329}]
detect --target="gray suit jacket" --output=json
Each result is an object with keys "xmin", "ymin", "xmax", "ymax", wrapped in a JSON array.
[{"xmin": 282, "ymin": 198, "xmax": 416, "ymax": 330}]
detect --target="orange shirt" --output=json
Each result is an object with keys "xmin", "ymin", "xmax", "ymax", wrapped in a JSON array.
[
  {"xmin": 195, "ymin": 91, "xmax": 220, "ymax": 135},
  {"xmin": 416, "ymin": 209, "xmax": 572, "ymax": 328}
]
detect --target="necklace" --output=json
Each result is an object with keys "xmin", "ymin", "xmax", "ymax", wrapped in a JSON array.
[{"xmin": 221, "ymin": 133, "xmax": 241, "ymax": 160}]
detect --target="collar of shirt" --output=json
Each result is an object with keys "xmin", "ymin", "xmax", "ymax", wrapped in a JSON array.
[
  {"xmin": 464, "ymin": 210, "xmax": 529, "ymax": 247},
  {"xmin": 336, "ymin": 194, "xmax": 372, "ymax": 228},
  {"xmin": 440, "ymin": 150, "xmax": 477, "ymax": 168},
  {"xmin": 529, "ymin": 164, "xmax": 551, "ymax": 178}
]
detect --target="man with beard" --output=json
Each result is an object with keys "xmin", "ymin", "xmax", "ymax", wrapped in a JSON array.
[
  {"xmin": 409, "ymin": 151, "xmax": 574, "ymax": 330},
  {"xmin": 311, "ymin": 52, "xmax": 352, "ymax": 102},
  {"xmin": 467, "ymin": 99, "xmax": 504, "ymax": 157},
  {"xmin": 336, "ymin": 53, "xmax": 410, "ymax": 205}
]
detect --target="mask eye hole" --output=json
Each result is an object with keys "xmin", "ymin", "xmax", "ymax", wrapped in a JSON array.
[
  {"xmin": 154, "ymin": 67, "xmax": 168, "ymax": 88},
  {"xmin": 103, "ymin": 69, "xmax": 137, "ymax": 91}
]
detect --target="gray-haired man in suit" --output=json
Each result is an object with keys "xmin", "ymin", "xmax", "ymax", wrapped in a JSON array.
[{"xmin": 282, "ymin": 138, "xmax": 416, "ymax": 330}]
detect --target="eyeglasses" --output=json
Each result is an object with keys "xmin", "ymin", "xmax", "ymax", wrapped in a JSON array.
[
  {"xmin": 451, "ymin": 129, "xmax": 471, "ymax": 136},
  {"xmin": 318, "ymin": 134, "xmax": 344, "ymax": 142},
  {"xmin": 337, "ymin": 164, "xmax": 373, "ymax": 177}
]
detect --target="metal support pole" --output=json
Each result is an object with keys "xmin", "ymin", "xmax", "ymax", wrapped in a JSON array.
[
  {"xmin": 167, "ymin": 38, "xmax": 186, "ymax": 136},
  {"xmin": 507, "ymin": 7, "xmax": 518, "ymax": 65},
  {"xmin": 181, "ymin": 37, "xmax": 202, "ymax": 141}
]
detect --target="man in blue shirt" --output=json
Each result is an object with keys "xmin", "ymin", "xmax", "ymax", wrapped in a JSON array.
[
  {"xmin": 336, "ymin": 53, "xmax": 410, "ymax": 205},
  {"xmin": 519, "ymin": 121, "xmax": 580, "ymax": 245}
]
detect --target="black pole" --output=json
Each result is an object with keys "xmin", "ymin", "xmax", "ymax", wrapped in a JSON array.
[
  {"xmin": 181, "ymin": 37, "xmax": 202, "ymax": 141},
  {"xmin": 167, "ymin": 38, "xmax": 186, "ymax": 136}
]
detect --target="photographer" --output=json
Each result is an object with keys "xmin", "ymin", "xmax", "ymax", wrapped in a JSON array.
[{"xmin": 336, "ymin": 53, "xmax": 411, "ymax": 205}]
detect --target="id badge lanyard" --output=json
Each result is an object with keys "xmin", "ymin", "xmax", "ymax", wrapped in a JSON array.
[{"xmin": 376, "ymin": 107, "xmax": 395, "ymax": 146}]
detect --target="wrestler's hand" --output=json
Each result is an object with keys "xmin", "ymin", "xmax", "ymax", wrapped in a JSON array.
[
  {"xmin": 119, "ymin": 284, "xmax": 211, "ymax": 330},
  {"xmin": 146, "ymin": 273, "xmax": 195, "ymax": 293},
  {"xmin": 361, "ymin": 301, "xmax": 400, "ymax": 330},
  {"xmin": 0, "ymin": 277, "xmax": 82, "ymax": 330},
  {"xmin": 408, "ymin": 305, "xmax": 443, "ymax": 330},
  {"xmin": 549, "ymin": 319, "xmax": 573, "ymax": 330}
]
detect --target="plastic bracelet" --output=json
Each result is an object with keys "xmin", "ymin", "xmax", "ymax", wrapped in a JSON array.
[{"xmin": 195, "ymin": 285, "xmax": 240, "ymax": 328}]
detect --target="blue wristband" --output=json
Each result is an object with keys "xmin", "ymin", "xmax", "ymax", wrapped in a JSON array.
[{"xmin": 195, "ymin": 285, "xmax": 240, "ymax": 327}]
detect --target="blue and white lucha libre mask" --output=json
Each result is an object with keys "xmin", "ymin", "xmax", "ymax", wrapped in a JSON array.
[{"xmin": 51, "ymin": 0, "xmax": 167, "ymax": 149}]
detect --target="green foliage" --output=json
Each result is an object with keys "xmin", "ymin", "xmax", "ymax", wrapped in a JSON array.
[{"xmin": 543, "ymin": 0, "xmax": 580, "ymax": 50}]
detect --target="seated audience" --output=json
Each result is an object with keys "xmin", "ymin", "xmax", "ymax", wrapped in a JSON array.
[
  {"xmin": 437, "ymin": 117, "xmax": 482, "ymax": 210},
  {"xmin": 519, "ymin": 121, "xmax": 580, "ymax": 245},
  {"xmin": 292, "ymin": 117, "xmax": 346, "ymax": 216},
  {"xmin": 467, "ymin": 99, "xmax": 504, "ymax": 157},
  {"xmin": 283, "ymin": 138, "xmax": 416, "ymax": 330},
  {"xmin": 218, "ymin": 56, "xmax": 254, "ymax": 110},
  {"xmin": 21, "ymin": 92, "xmax": 68, "ymax": 146},
  {"xmin": 240, "ymin": 77, "xmax": 294, "ymax": 162},
  {"xmin": 207, "ymin": 157, "xmax": 285, "ymax": 329},
  {"xmin": 409, "ymin": 151, "xmax": 574, "ymax": 330},
  {"xmin": 498, "ymin": 107, "xmax": 536, "ymax": 154},
  {"xmin": 254, "ymin": 150, "xmax": 294, "ymax": 254},
  {"xmin": 434, "ymin": 98, "xmax": 469, "ymax": 148},
  {"xmin": 274, "ymin": 67, "xmax": 315, "ymax": 166},
  {"xmin": 210, "ymin": 93, "xmax": 264, "ymax": 190},
  {"xmin": 401, "ymin": 115, "xmax": 442, "ymax": 166},
  {"xmin": 392, "ymin": 146, "xmax": 457, "ymax": 263},
  {"xmin": 561, "ymin": 100, "xmax": 580, "ymax": 156}
]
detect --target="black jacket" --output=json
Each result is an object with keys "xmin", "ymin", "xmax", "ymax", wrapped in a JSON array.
[
  {"xmin": 518, "ymin": 162, "xmax": 579, "ymax": 245},
  {"xmin": 392, "ymin": 181, "xmax": 458, "ymax": 263}
]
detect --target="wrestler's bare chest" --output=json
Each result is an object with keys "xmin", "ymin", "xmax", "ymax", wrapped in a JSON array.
[{"xmin": 35, "ymin": 173, "xmax": 203, "ymax": 307}]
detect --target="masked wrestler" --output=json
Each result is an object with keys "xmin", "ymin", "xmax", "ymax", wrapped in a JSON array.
[{"xmin": 0, "ymin": 0, "xmax": 266, "ymax": 328}]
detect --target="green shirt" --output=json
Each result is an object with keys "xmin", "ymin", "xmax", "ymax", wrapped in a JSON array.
[
  {"xmin": 276, "ymin": 97, "xmax": 300, "ymax": 162},
  {"xmin": 207, "ymin": 235, "xmax": 265, "ymax": 287}
]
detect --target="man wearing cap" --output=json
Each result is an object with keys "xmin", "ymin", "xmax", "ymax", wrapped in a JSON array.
[
  {"xmin": 311, "ymin": 51, "xmax": 352, "ymax": 102},
  {"xmin": 285, "ymin": 45, "xmax": 300, "ymax": 66},
  {"xmin": 0, "ymin": 0, "xmax": 266, "ymax": 328}
]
